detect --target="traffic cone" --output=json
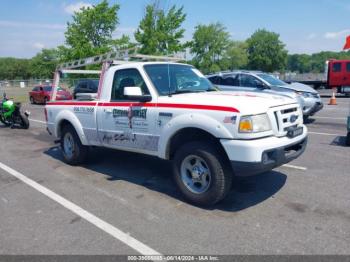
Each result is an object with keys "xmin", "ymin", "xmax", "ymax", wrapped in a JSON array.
[{"xmin": 328, "ymin": 89, "xmax": 337, "ymax": 105}]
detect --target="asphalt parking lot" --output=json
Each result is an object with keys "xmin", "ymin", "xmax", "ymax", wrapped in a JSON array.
[{"xmin": 0, "ymin": 97, "xmax": 349, "ymax": 255}]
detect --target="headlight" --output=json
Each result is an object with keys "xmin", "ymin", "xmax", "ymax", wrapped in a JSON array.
[
  {"xmin": 297, "ymin": 91, "xmax": 313, "ymax": 98},
  {"xmin": 239, "ymin": 114, "xmax": 271, "ymax": 133}
]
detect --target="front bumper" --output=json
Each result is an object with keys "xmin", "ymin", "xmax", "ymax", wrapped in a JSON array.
[
  {"xmin": 221, "ymin": 127, "xmax": 308, "ymax": 176},
  {"xmin": 302, "ymin": 98, "xmax": 323, "ymax": 116}
]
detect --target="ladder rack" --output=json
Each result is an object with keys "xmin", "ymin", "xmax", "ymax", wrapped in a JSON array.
[
  {"xmin": 51, "ymin": 48, "xmax": 186, "ymax": 101},
  {"xmin": 57, "ymin": 48, "xmax": 185, "ymax": 70}
]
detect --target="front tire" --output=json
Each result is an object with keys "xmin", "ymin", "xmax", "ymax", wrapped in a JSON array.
[
  {"xmin": 173, "ymin": 141, "xmax": 232, "ymax": 206},
  {"xmin": 61, "ymin": 125, "xmax": 88, "ymax": 165},
  {"xmin": 0, "ymin": 115, "xmax": 11, "ymax": 126},
  {"xmin": 30, "ymin": 96, "xmax": 35, "ymax": 104}
]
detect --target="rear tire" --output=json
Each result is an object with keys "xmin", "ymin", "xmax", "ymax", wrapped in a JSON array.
[
  {"xmin": 43, "ymin": 97, "xmax": 48, "ymax": 105},
  {"xmin": 346, "ymin": 132, "xmax": 350, "ymax": 146},
  {"xmin": 20, "ymin": 113, "xmax": 29, "ymax": 129},
  {"xmin": 61, "ymin": 125, "xmax": 88, "ymax": 165},
  {"xmin": 173, "ymin": 141, "xmax": 232, "ymax": 206},
  {"xmin": 30, "ymin": 96, "xmax": 35, "ymax": 104}
]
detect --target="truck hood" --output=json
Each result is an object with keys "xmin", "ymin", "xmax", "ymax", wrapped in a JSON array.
[
  {"xmin": 217, "ymin": 84, "xmax": 298, "ymax": 98},
  {"xmin": 157, "ymin": 91, "xmax": 297, "ymax": 115},
  {"xmin": 280, "ymin": 82, "xmax": 318, "ymax": 94}
]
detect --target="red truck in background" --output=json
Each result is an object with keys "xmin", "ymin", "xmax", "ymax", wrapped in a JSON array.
[
  {"xmin": 283, "ymin": 59, "xmax": 350, "ymax": 95},
  {"xmin": 326, "ymin": 59, "xmax": 350, "ymax": 94}
]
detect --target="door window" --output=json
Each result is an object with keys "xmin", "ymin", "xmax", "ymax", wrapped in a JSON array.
[
  {"xmin": 332, "ymin": 62, "xmax": 342, "ymax": 72},
  {"xmin": 78, "ymin": 81, "xmax": 87, "ymax": 89},
  {"xmin": 221, "ymin": 76, "xmax": 239, "ymax": 86},
  {"xmin": 111, "ymin": 69, "xmax": 149, "ymax": 101},
  {"xmin": 239, "ymin": 74, "xmax": 262, "ymax": 88},
  {"xmin": 346, "ymin": 62, "xmax": 350, "ymax": 72},
  {"xmin": 208, "ymin": 76, "xmax": 221, "ymax": 85}
]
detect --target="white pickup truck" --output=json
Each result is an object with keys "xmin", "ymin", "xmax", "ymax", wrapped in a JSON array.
[{"xmin": 46, "ymin": 62, "xmax": 308, "ymax": 206}]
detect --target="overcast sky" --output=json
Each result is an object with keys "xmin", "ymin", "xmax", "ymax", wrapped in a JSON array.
[{"xmin": 0, "ymin": 0, "xmax": 349, "ymax": 58}]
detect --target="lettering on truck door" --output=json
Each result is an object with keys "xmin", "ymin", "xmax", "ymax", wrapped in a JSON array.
[{"xmin": 97, "ymin": 68, "xmax": 159, "ymax": 154}]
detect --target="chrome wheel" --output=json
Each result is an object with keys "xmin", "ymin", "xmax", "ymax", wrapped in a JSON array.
[
  {"xmin": 63, "ymin": 132, "xmax": 75, "ymax": 159},
  {"xmin": 180, "ymin": 155, "xmax": 211, "ymax": 194}
]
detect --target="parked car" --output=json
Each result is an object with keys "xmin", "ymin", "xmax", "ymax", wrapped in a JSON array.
[
  {"xmin": 207, "ymin": 71, "xmax": 323, "ymax": 118},
  {"xmin": 29, "ymin": 85, "xmax": 72, "ymax": 104},
  {"xmin": 73, "ymin": 79, "xmax": 99, "ymax": 99}
]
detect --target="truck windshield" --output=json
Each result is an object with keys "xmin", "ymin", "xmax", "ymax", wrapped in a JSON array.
[
  {"xmin": 144, "ymin": 64, "xmax": 215, "ymax": 96},
  {"xmin": 257, "ymin": 74, "xmax": 287, "ymax": 86}
]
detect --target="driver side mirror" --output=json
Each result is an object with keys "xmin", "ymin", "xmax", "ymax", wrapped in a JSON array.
[{"xmin": 123, "ymin": 86, "xmax": 152, "ymax": 102}]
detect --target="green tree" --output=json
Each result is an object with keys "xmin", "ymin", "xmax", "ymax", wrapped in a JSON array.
[
  {"xmin": 111, "ymin": 35, "xmax": 137, "ymax": 50},
  {"xmin": 0, "ymin": 58, "xmax": 31, "ymax": 80},
  {"xmin": 60, "ymin": 0, "xmax": 120, "ymax": 60},
  {"xmin": 287, "ymin": 54, "xmax": 311, "ymax": 73},
  {"xmin": 30, "ymin": 48, "xmax": 60, "ymax": 79},
  {"xmin": 190, "ymin": 23, "xmax": 231, "ymax": 74},
  {"xmin": 246, "ymin": 29, "xmax": 288, "ymax": 72},
  {"xmin": 220, "ymin": 41, "xmax": 248, "ymax": 70},
  {"xmin": 134, "ymin": 3, "xmax": 186, "ymax": 55}
]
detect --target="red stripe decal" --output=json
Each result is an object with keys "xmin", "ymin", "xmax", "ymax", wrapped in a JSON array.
[
  {"xmin": 47, "ymin": 102, "xmax": 97, "ymax": 106},
  {"xmin": 47, "ymin": 101, "xmax": 239, "ymax": 113}
]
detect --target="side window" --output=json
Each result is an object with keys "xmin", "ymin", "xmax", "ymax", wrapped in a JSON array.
[
  {"xmin": 332, "ymin": 62, "xmax": 342, "ymax": 72},
  {"xmin": 221, "ymin": 76, "xmax": 239, "ymax": 86},
  {"xmin": 32, "ymin": 87, "xmax": 39, "ymax": 91},
  {"xmin": 208, "ymin": 76, "xmax": 221, "ymax": 85},
  {"xmin": 346, "ymin": 62, "xmax": 350, "ymax": 72},
  {"xmin": 111, "ymin": 69, "xmax": 150, "ymax": 101},
  {"xmin": 79, "ymin": 81, "xmax": 87, "ymax": 89},
  {"xmin": 239, "ymin": 74, "xmax": 261, "ymax": 88}
]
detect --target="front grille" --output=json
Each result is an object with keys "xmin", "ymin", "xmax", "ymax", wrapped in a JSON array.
[{"xmin": 272, "ymin": 104, "xmax": 302, "ymax": 137}]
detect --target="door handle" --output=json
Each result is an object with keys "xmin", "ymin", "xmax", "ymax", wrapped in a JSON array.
[{"xmin": 104, "ymin": 108, "xmax": 112, "ymax": 113}]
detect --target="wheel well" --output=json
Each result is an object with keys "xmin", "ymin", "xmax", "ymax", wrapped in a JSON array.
[
  {"xmin": 167, "ymin": 128, "xmax": 228, "ymax": 160},
  {"xmin": 57, "ymin": 119, "xmax": 73, "ymax": 138}
]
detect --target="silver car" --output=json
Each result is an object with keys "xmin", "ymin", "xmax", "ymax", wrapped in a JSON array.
[{"xmin": 207, "ymin": 71, "xmax": 323, "ymax": 118}]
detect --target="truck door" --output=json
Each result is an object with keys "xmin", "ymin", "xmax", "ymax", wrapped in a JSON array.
[
  {"xmin": 329, "ymin": 61, "xmax": 343, "ymax": 87},
  {"xmin": 97, "ymin": 68, "xmax": 159, "ymax": 155},
  {"xmin": 345, "ymin": 61, "xmax": 350, "ymax": 86}
]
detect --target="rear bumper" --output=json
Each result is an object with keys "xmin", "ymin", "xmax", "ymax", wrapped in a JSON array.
[{"xmin": 230, "ymin": 138, "xmax": 307, "ymax": 176}]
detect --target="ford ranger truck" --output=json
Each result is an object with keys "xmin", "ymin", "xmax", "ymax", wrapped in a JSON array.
[{"xmin": 46, "ymin": 62, "xmax": 308, "ymax": 206}]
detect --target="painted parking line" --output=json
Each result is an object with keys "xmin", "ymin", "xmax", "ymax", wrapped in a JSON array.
[
  {"xmin": 0, "ymin": 161, "xmax": 161, "ymax": 256},
  {"xmin": 308, "ymin": 131, "xmax": 342, "ymax": 136},
  {"xmin": 29, "ymin": 119, "xmax": 46, "ymax": 124},
  {"xmin": 312, "ymin": 116, "xmax": 346, "ymax": 120},
  {"xmin": 282, "ymin": 164, "xmax": 307, "ymax": 171}
]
